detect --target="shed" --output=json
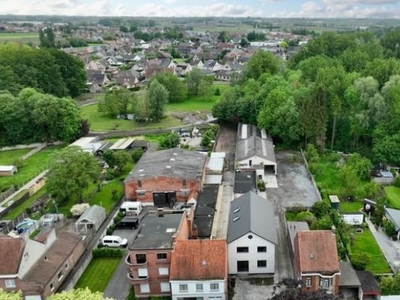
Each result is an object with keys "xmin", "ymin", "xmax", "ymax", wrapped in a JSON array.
[
  {"xmin": 329, "ymin": 195, "xmax": 340, "ymax": 210},
  {"xmin": 384, "ymin": 207, "xmax": 400, "ymax": 240},
  {"xmin": 206, "ymin": 156, "xmax": 224, "ymax": 175},
  {"xmin": 109, "ymin": 137, "xmax": 136, "ymax": 150},
  {"xmin": 75, "ymin": 205, "xmax": 106, "ymax": 233},
  {"xmin": 356, "ymin": 270, "xmax": 380, "ymax": 300},
  {"xmin": 0, "ymin": 165, "xmax": 18, "ymax": 176}
]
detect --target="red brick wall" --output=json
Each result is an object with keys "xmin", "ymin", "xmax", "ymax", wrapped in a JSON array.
[
  {"xmin": 124, "ymin": 176, "xmax": 200, "ymax": 204},
  {"xmin": 0, "ymin": 278, "xmax": 42, "ymax": 295},
  {"xmin": 301, "ymin": 274, "xmax": 340, "ymax": 295}
]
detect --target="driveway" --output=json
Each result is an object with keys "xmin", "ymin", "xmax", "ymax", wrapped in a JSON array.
[{"xmin": 267, "ymin": 151, "xmax": 320, "ymax": 209}]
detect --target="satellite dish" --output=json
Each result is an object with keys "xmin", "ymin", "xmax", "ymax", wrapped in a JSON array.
[{"xmin": 365, "ymin": 204, "xmax": 371, "ymax": 211}]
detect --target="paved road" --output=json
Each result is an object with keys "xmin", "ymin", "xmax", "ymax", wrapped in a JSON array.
[{"xmin": 366, "ymin": 218, "xmax": 400, "ymax": 273}]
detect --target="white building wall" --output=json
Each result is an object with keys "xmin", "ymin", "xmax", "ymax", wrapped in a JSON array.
[
  {"xmin": 228, "ymin": 233, "xmax": 275, "ymax": 274},
  {"xmin": 170, "ymin": 279, "xmax": 226, "ymax": 300},
  {"xmin": 341, "ymin": 214, "xmax": 364, "ymax": 226},
  {"xmin": 237, "ymin": 156, "xmax": 277, "ymax": 177}
]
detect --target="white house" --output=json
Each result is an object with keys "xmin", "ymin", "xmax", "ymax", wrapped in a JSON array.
[
  {"xmin": 236, "ymin": 123, "xmax": 277, "ymax": 180},
  {"xmin": 227, "ymin": 192, "xmax": 278, "ymax": 275},
  {"xmin": 170, "ymin": 239, "xmax": 227, "ymax": 300}
]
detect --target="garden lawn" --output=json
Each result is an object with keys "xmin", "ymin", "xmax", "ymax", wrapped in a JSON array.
[
  {"xmin": 0, "ymin": 146, "xmax": 64, "ymax": 192},
  {"xmin": 3, "ymin": 188, "xmax": 47, "ymax": 220},
  {"xmin": 75, "ymin": 257, "xmax": 120, "ymax": 292},
  {"xmin": 81, "ymin": 104, "xmax": 181, "ymax": 132},
  {"xmin": 350, "ymin": 228, "xmax": 391, "ymax": 274},
  {"xmin": 89, "ymin": 180, "xmax": 124, "ymax": 213},
  {"xmin": 0, "ymin": 148, "xmax": 32, "ymax": 164},
  {"xmin": 339, "ymin": 201, "xmax": 363, "ymax": 213},
  {"xmin": 385, "ymin": 186, "xmax": 400, "ymax": 209}
]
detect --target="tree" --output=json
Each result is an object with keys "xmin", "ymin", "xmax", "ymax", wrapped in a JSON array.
[
  {"xmin": 270, "ymin": 278, "xmax": 339, "ymax": 300},
  {"xmin": 160, "ymin": 132, "xmax": 180, "ymax": 149},
  {"xmin": 240, "ymin": 38, "xmax": 249, "ymax": 48},
  {"xmin": 147, "ymin": 79, "xmax": 169, "ymax": 122},
  {"xmin": 99, "ymin": 89, "xmax": 136, "ymax": 118},
  {"xmin": 131, "ymin": 148, "xmax": 144, "ymax": 163},
  {"xmin": 46, "ymin": 147, "xmax": 101, "ymax": 203},
  {"xmin": 114, "ymin": 151, "xmax": 132, "ymax": 172},
  {"xmin": 103, "ymin": 150, "xmax": 117, "ymax": 168},
  {"xmin": 39, "ymin": 27, "xmax": 55, "ymax": 48},
  {"xmin": 0, "ymin": 289, "xmax": 22, "ymax": 300},
  {"xmin": 217, "ymin": 31, "xmax": 228, "ymax": 42},
  {"xmin": 243, "ymin": 50, "xmax": 280, "ymax": 81},
  {"xmin": 345, "ymin": 153, "xmax": 372, "ymax": 181},
  {"xmin": 380, "ymin": 273, "xmax": 400, "ymax": 295},
  {"xmin": 47, "ymin": 288, "xmax": 114, "ymax": 300},
  {"xmin": 198, "ymin": 77, "xmax": 213, "ymax": 99},
  {"xmin": 310, "ymin": 201, "xmax": 331, "ymax": 219},
  {"xmin": 350, "ymin": 253, "xmax": 369, "ymax": 270},
  {"xmin": 150, "ymin": 71, "xmax": 187, "ymax": 103},
  {"xmin": 186, "ymin": 68, "xmax": 205, "ymax": 96}
]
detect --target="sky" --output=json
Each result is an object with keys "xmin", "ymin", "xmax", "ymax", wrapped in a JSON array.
[{"xmin": 1, "ymin": 0, "xmax": 400, "ymax": 18}]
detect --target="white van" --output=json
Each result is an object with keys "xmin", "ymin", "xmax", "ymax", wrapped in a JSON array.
[
  {"xmin": 120, "ymin": 201, "xmax": 143, "ymax": 216},
  {"xmin": 101, "ymin": 235, "xmax": 128, "ymax": 248}
]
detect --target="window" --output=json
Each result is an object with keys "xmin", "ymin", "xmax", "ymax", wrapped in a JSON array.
[
  {"xmin": 137, "ymin": 190, "xmax": 145, "ymax": 196},
  {"xmin": 138, "ymin": 268, "xmax": 148, "ymax": 278},
  {"xmin": 157, "ymin": 253, "xmax": 167, "ymax": 260},
  {"xmin": 196, "ymin": 283, "xmax": 203, "ymax": 292},
  {"xmin": 182, "ymin": 179, "xmax": 187, "ymax": 187},
  {"xmin": 158, "ymin": 267, "xmax": 169, "ymax": 276},
  {"xmin": 160, "ymin": 282, "xmax": 170, "ymax": 292},
  {"xmin": 305, "ymin": 277, "xmax": 312, "ymax": 287},
  {"xmin": 140, "ymin": 283, "xmax": 150, "ymax": 293},
  {"xmin": 65, "ymin": 262, "xmax": 69, "ymax": 270},
  {"xmin": 258, "ymin": 175, "xmax": 262, "ymax": 179},
  {"xmin": 57, "ymin": 270, "xmax": 63, "ymax": 281},
  {"xmin": 5, "ymin": 279, "xmax": 16, "ymax": 288},
  {"xmin": 257, "ymin": 260, "xmax": 267, "ymax": 268},
  {"xmin": 50, "ymin": 282, "xmax": 54, "ymax": 291},
  {"xmin": 136, "ymin": 253, "xmax": 147, "ymax": 264},
  {"xmin": 179, "ymin": 284, "xmax": 188, "ymax": 292},
  {"xmin": 236, "ymin": 247, "xmax": 248, "ymax": 253},
  {"xmin": 210, "ymin": 283, "xmax": 219, "ymax": 291},
  {"xmin": 237, "ymin": 261, "xmax": 249, "ymax": 272},
  {"xmin": 257, "ymin": 246, "xmax": 267, "ymax": 253},
  {"xmin": 319, "ymin": 278, "xmax": 331, "ymax": 288},
  {"xmin": 138, "ymin": 180, "xmax": 142, "ymax": 188}
]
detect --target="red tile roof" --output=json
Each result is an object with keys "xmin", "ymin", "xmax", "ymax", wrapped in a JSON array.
[
  {"xmin": 170, "ymin": 239, "xmax": 227, "ymax": 280},
  {"xmin": 0, "ymin": 234, "xmax": 25, "ymax": 275},
  {"xmin": 296, "ymin": 230, "xmax": 340, "ymax": 274}
]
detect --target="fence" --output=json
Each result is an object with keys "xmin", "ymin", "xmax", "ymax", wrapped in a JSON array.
[{"xmin": 0, "ymin": 186, "xmax": 15, "ymax": 202}]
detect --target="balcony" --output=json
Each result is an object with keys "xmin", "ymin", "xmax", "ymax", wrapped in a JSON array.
[
  {"xmin": 125, "ymin": 255, "xmax": 148, "ymax": 267},
  {"xmin": 127, "ymin": 272, "xmax": 149, "ymax": 284}
]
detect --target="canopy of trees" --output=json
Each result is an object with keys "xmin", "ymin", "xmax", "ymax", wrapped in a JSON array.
[
  {"xmin": 0, "ymin": 43, "xmax": 86, "ymax": 97},
  {"xmin": 0, "ymin": 88, "xmax": 82, "ymax": 146},
  {"xmin": 213, "ymin": 29, "xmax": 400, "ymax": 164},
  {"xmin": 0, "ymin": 288, "xmax": 113, "ymax": 300}
]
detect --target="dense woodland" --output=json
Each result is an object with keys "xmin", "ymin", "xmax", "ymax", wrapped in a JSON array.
[{"xmin": 213, "ymin": 30, "xmax": 400, "ymax": 166}]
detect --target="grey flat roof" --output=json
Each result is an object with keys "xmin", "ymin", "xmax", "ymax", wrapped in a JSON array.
[
  {"xmin": 109, "ymin": 137, "xmax": 136, "ymax": 150},
  {"xmin": 227, "ymin": 191, "xmax": 278, "ymax": 245},
  {"xmin": 339, "ymin": 261, "xmax": 361, "ymax": 287},
  {"xmin": 206, "ymin": 157, "xmax": 224, "ymax": 172},
  {"xmin": 70, "ymin": 136, "xmax": 98, "ymax": 147},
  {"xmin": 129, "ymin": 212, "xmax": 183, "ymax": 249},
  {"xmin": 385, "ymin": 207, "xmax": 400, "ymax": 231},
  {"xmin": 205, "ymin": 175, "xmax": 222, "ymax": 185},
  {"xmin": 236, "ymin": 123, "xmax": 276, "ymax": 164},
  {"xmin": 124, "ymin": 148, "xmax": 207, "ymax": 182},
  {"xmin": 287, "ymin": 221, "xmax": 309, "ymax": 253},
  {"xmin": 234, "ymin": 170, "xmax": 256, "ymax": 194},
  {"xmin": 194, "ymin": 185, "xmax": 218, "ymax": 238}
]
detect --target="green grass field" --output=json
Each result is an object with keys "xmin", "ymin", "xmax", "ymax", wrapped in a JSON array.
[
  {"xmin": 350, "ymin": 228, "xmax": 391, "ymax": 274},
  {"xmin": 2, "ymin": 188, "xmax": 47, "ymax": 220},
  {"xmin": 0, "ymin": 146, "xmax": 63, "ymax": 192},
  {"xmin": 0, "ymin": 32, "xmax": 39, "ymax": 43},
  {"xmin": 75, "ymin": 257, "xmax": 121, "ymax": 292},
  {"xmin": 385, "ymin": 186, "xmax": 400, "ymax": 209},
  {"xmin": 312, "ymin": 153, "xmax": 342, "ymax": 200},
  {"xmin": 339, "ymin": 201, "xmax": 363, "ymax": 213},
  {"xmin": 0, "ymin": 148, "xmax": 32, "ymax": 165}
]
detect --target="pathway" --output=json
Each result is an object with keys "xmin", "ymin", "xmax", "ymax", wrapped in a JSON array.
[{"xmin": 366, "ymin": 218, "xmax": 400, "ymax": 273}]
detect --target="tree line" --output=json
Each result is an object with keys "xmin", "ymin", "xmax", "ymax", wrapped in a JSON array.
[
  {"xmin": 0, "ymin": 88, "xmax": 85, "ymax": 146},
  {"xmin": 213, "ymin": 30, "xmax": 400, "ymax": 166},
  {"xmin": 0, "ymin": 43, "xmax": 87, "ymax": 98}
]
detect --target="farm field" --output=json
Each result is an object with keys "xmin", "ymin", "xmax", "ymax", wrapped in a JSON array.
[{"xmin": 0, "ymin": 32, "xmax": 39, "ymax": 43}]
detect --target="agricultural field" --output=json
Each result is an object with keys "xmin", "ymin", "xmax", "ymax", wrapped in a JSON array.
[
  {"xmin": 0, "ymin": 32, "xmax": 39, "ymax": 43},
  {"xmin": 0, "ymin": 146, "xmax": 63, "ymax": 192}
]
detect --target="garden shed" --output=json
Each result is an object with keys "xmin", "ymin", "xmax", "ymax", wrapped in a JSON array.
[
  {"xmin": 384, "ymin": 207, "xmax": 400, "ymax": 240},
  {"xmin": 75, "ymin": 205, "xmax": 106, "ymax": 233}
]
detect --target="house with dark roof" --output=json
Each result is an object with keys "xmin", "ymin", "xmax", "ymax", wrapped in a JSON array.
[
  {"xmin": 126, "ymin": 209, "xmax": 194, "ymax": 299},
  {"xmin": 227, "ymin": 192, "xmax": 278, "ymax": 275},
  {"xmin": 113, "ymin": 69, "xmax": 140, "ymax": 88},
  {"xmin": 339, "ymin": 261, "xmax": 361, "ymax": 299},
  {"xmin": 294, "ymin": 230, "xmax": 341, "ymax": 295},
  {"xmin": 124, "ymin": 148, "xmax": 207, "ymax": 206},
  {"xmin": 0, "ymin": 230, "xmax": 84, "ymax": 298},
  {"xmin": 170, "ymin": 239, "xmax": 227, "ymax": 300},
  {"xmin": 356, "ymin": 270, "xmax": 380, "ymax": 300},
  {"xmin": 236, "ymin": 123, "xmax": 277, "ymax": 182}
]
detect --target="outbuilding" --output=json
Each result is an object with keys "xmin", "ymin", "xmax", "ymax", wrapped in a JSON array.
[
  {"xmin": 75, "ymin": 205, "xmax": 106, "ymax": 233},
  {"xmin": 0, "ymin": 165, "xmax": 17, "ymax": 176}
]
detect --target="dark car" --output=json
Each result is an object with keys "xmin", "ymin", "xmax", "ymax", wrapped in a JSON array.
[{"xmin": 115, "ymin": 217, "xmax": 139, "ymax": 229}]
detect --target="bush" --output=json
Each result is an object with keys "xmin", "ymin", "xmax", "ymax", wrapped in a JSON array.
[
  {"xmin": 305, "ymin": 144, "xmax": 319, "ymax": 164},
  {"xmin": 394, "ymin": 176, "xmax": 400, "ymax": 188},
  {"xmin": 106, "ymin": 225, "xmax": 115, "ymax": 235},
  {"xmin": 257, "ymin": 180, "xmax": 266, "ymax": 192},
  {"xmin": 350, "ymin": 253, "xmax": 369, "ymax": 270},
  {"xmin": 92, "ymin": 248, "xmax": 124, "ymax": 258},
  {"xmin": 70, "ymin": 203, "xmax": 90, "ymax": 217},
  {"xmin": 131, "ymin": 148, "xmax": 144, "ymax": 163},
  {"xmin": 214, "ymin": 87, "xmax": 221, "ymax": 96}
]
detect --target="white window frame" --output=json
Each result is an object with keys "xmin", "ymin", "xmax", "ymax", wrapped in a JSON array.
[
  {"xmin": 158, "ymin": 267, "xmax": 169, "ymax": 276},
  {"xmin": 50, "ymin": 282, "xmax": 54, "ymax": 291},
  {"xmin": 160, "ymin": 282, "xmax": 170, "ymax": 292},
  {"xmin": 140, "ymin": 283, "xmax": 150, "ymax": 293},
  {"xmin": 138, "ymin": 268, "xmax": 148, "ymax": 278},
  {"xmin": 196, "ymin": 283, "xmax": 203, "ymax": 292},
  {"xmin": 319, "ymin": 278, "xmax": 331, "ymax": 288},
  {"xmin": 5, "ymin": 279, "xmax": 16, "ymax": 288},
  {"xmin": 179, "ymin": 284, "xmax": 188, "ymax": 292},
  {"xmin": 305, "ymin": 277, "xmax": 312, "ymax": 287},
  {"xmin": 210, "ymin": 283, "xmax": 219, "ymax": 291},
  {"xmin": 57, "ymin": 270, "xmax": 63, "ymax": 281}
]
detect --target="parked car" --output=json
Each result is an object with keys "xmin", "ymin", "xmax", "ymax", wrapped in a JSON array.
[
  {"xmin": 115, "ymin": 217, "xmax": 139, "ymax": 229},
  {"xmin": 120, "ymin": 201, "xmax": 143, "ymax": 216},
  {"xmin": 101, "ymin": 235, "xmax": 128, "ymax": 248}
]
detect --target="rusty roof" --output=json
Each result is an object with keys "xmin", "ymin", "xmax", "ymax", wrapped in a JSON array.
[
  {"xmin": 0, "ymin": 234, "xmax": 25, "ymax": 275},
  {"xmin": 170, "ymin": 239, "xmax": 227, "ymax": 280},
  {"xmin": 295, "ymin": 230, "xmax": 340, "ymax": 274}
]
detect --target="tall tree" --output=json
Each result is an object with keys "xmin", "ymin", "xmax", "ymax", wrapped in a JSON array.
[
  {"xmin": 147, "ymin": 79, "xmax": 169, "ymax": 122},
  {"xmin": 150, "ymin": 71, "xmax": 187, "ymax": 102},
  {"xmin": 99, "ymin": 89, "xmax": 136, "ymax": 118},
  {"xmin": 48, "ymin": 288, "xmax": 114, "ymax": 300},
  {"xmin": 46, "ymin": 147, "xmax": 101, "ymax": 203},
  {"xmin": 186, "ymin": 68, "xmax": 205, "ymax": 96},
  {"xmin": 243, "ymin": 50, "xmax": 280, "ymax": 81}
]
